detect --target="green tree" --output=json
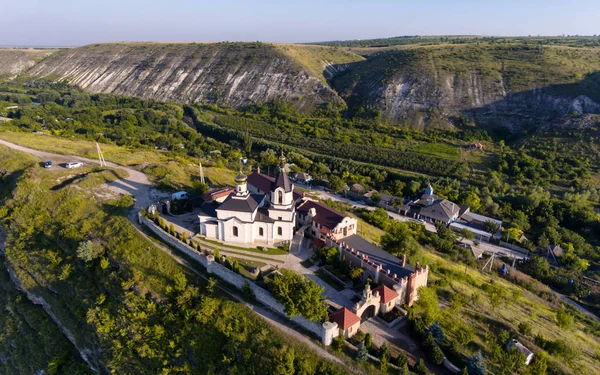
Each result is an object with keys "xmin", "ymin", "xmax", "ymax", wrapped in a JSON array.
[
  {"xmin": 404, "ymin": 180, "xmax": 421, "ymax": 198},
  {"xmin": 414, "ymin": 287, "xmax": 440, "ymax": 325},
  {"xmin": 512, "ymin": 210, "xmax": 531, "ymax": 231},
  {"xmin": 328, "ymin": 175, "xmax": 345, "ymax": 193},
  {"xmin": 206, "ymin": 277, "xmax": 217, "ymax": 295},
  {"xmin": 191, "ymin": 180, "xmax": 209, "ymax": 194},
  {"xmin": 181, "ymin": 231, "xmax": 187, "ymax": 243},
  {"xmin": 462, "ymin": 191, "xmax": 482, "ymax": 211},
  {"xmin": 430, "ymin": 345, "xmax": 445, "ymax": 365},
  {"xmin": 241, "ymin": 283, "xmax": 255, "ymax": 301},
  {"xmin": 59, "ymin": 264, "xmax": 73, "ymax": 281},
  {"xmin": 76, "ymin": 240, "xmax": 104, "ymax": 263},
  {"xmin": 381, "ymin": 222, "xmax": 421, "ymax": 260},
  {"xmin": 483, "ymin": 220, "xmax": 500, "ymax": 235},
  {"xmin": 355, "ymin": 344, "xmax": 368, "ymax": 362},
  {"xmin": 378, "ymin": 343, "xmax": 390, "ymax": 372},
  {"xmin": 506, "ymin": 227, "xmax": 523, "ymax": 243},
  {"xmin": 467, "ymin": 351, "xmax": 487, "ymax": 375},
  {"xmin": 213, "ymin": 248, "xmax": 221, "ymax": 263},
  {"xmin": 270, "ymin": 269, "xmax": 327, "ymax": 322},
  {"xmin": 458, "ymin": 228, "xmax": 474, "ymax": 241},
  {"xmin": 349, "ymin": 267, "xmax": 364, "ymax": 280},
  {"xmin": 390, "ymin": 180, "xmax": 406, "ymax": 197},
  {"xmin": 414, "ymin": 358, "xmax": 427, "ymax": 375},
  {"xmin": 168, "ymin": 223, "xmax": 175, "ymax": 236},
  {"xmin": 364, "ymin": 333, "xmax": 372, "ymax": 349}
]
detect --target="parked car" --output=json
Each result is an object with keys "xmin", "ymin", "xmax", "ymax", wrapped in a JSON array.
[
  {"xmin": 43, "ymin": 160, "xmax": 52, "ymax": 168},
  {"xmin": 171, "ymin": 191, "xmax": 189, "ymax": 201},
  {"xmin": 65, "ymin": 162, "xmax": 83, "ymax": 169}
]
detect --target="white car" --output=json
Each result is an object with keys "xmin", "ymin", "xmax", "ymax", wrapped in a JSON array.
[{"xmin": 65, "ymin": 162, "xmax": 83, "ymax": 169}]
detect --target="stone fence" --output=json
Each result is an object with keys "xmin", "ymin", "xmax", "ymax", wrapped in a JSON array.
[{"xmin": 139, "ymin": 214, "xmax": 329, "ymax": 342}]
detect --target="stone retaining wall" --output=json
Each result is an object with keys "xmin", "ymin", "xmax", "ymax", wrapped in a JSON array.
[{"xmin": 140, "ymin": 215, "xmax": 324, "ymax": 339}]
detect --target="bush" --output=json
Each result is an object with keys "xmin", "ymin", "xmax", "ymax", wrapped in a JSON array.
[
  {"xmin": 518, "ymin": 321, "xmax": 532, "ymax": 336},
  {"xmin": 430, "ymin": 345, "xmax": 445, "ymax": 366},
  {"xmin": 414, "ymin": 358, "xmax": 427, "ymax": 375},
  {"xmin": 181, "ymin": 231, "xmax": 187, "ymax": 242},
  {"xmin": 332, "ymin": 335, "xmax": 345, "ymax": 353},
  {"xmin": 213, "ymin": 248, "xmax": 221, "ymax": 263},
  {"xmin": 241, "ymin": 283, "xmax": 255, "ymax": 301},
  {"xmin": 556, "ymin": 309, "xmax": 573, "ymax": 329}
]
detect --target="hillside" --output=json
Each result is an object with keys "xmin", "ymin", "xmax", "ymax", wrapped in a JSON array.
[
  {"xmin": 18, "ymin": 41, "xmax": 600, "ymax": 131},
  {"xmin": 25, "ymin": 42, "xmax": 362, "ymax": 111},
  {"xmin": 0, "ymin": 48, "xmax": 56, "ymax": 78},
  {"xmin": 332, "ymin": 43, "xmax": 600, "ymax": 131}
]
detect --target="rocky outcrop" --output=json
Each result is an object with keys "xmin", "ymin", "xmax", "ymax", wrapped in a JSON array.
[
  {"xmin": 332, "ymin": 45, "xmax": 600, "ymax": 131},
  {"xmin": 3, "ymin": 253, "xmax": 104, "ymax": 374},
  {"xmin": 0, "ymin": 49, "xmax": 56, "ymax": 78},
  {"xmin": 26, "ymin": 43, "xmax": 347, "ymax": 111}
]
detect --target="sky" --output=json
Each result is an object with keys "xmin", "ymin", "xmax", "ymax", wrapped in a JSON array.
[{"xmin": 1, "ymin": 0, "xmax": 599, "ymax": 47}]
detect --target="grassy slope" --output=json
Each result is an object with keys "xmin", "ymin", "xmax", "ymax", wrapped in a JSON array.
[
  {"xmin": 424, "ymin": 250, "xmax": 600, "ymax": 375},
  {"xmin": 274, "ymin": 44, "xmax": 364, "ymax": 83},
  {"xmin": 0, "ymin": 131, "xmax": 236, "ymax": 189}
]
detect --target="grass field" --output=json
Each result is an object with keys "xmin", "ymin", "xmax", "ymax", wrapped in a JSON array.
[
  {"xmin": 0, "ymin": 130, "xmax": 236, "ymax": 191},
  {"xmin": 423, "ymin": 250, "xmax": 600, "ymax": 375}
]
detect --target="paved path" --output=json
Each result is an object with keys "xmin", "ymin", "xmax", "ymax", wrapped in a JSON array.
[
  {"xmin": 0, "ymin": 138, "xmax": 360, "ymax": 371},
  {"xmin": 283, "ymin": 235, "xmax": 356, "ymax": 309}
]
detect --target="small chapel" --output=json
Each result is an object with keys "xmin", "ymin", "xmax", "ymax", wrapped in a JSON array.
[{"xmin": 198, "ymin": 153, "xmax": 296, "ymax": 246}]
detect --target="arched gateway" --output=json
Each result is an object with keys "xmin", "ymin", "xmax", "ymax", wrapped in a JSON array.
[{"xmin": 353, "ymin": 283, "xmax": 381, "ymax": 320}]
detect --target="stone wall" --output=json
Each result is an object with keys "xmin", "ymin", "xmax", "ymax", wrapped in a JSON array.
[
  {"xmin": 140, "ymin": 215, "xmax": 324, "ymax": 339},
  {"xmin": 326, "ymin": 235, "xmax": 429, "ymax": 306},
  {"xmin": 140, "ymin": 215, "xmax": 207, "ymax": 267}
]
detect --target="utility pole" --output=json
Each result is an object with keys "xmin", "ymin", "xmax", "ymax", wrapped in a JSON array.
[
  {"xmin": 96, "ymin": 142, "xmax": 107, "ymax": 167},
  {"xmin": 199, "ymin": 159, "xmax": 205, "ymax": 184},
  {"xmin": 482, "ymin": 252, "xmax": 495, "ymax": 273}
]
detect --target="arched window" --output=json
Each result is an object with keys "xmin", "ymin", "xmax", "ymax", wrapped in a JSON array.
[
  {"xmin": 259, "ymin": 227, "xmax": 264, "ymax": 237},
  {"xmin": 233, "ymin": 226, "xmax": 239, "ymax": 237},
  {"xmin": 277, "ymin": 190, "xmax": 283, "ymax": 204},
  {"xmin": 277, "ymin": 227, "xmax": 282, "ymax": 236}
]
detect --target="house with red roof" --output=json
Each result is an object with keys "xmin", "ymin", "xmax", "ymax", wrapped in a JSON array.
[
  {"xmin": 329, "ymin": 307, "xmax": 361, "ymax": 339},
  {"xmin": 372, "ymin": 284, "xmax": 400, "ymax": 314},
  {"xmin": 296, "ymin": 199, "xmax": 357, "ymax": 241}
]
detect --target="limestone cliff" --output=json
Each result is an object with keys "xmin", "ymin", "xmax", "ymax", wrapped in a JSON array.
[
  {"xmin": 0, "ymin": 48, "xmax": 56, "ymax": 78},
  {"xmin": 332, "ymin": 44, "xmax": 600, "ymax": 131},
  {"xmin": 26, "ymin": 43, "xmax": 360, "ymax": 111}
]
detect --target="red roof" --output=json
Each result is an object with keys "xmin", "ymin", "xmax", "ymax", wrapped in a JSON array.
[
  {"xmin": 202, "ymin": 187, "xmax": 234, "ymax": 202},
  {"xmin": 329, "ymin": 307, "xmax": 361, "ymax": 330},
  {"xmin": 297, "ymin": 200, "xmax": 346, "ymax": 231},
  {"xmin": 373, "ymin": 284, "xmax": 399, "ymax": 304}
]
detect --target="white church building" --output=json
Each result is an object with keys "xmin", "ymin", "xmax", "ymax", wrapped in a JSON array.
[{"xmin": 198, "ymin": 153, "xmax": 296, "ymax": 246}]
